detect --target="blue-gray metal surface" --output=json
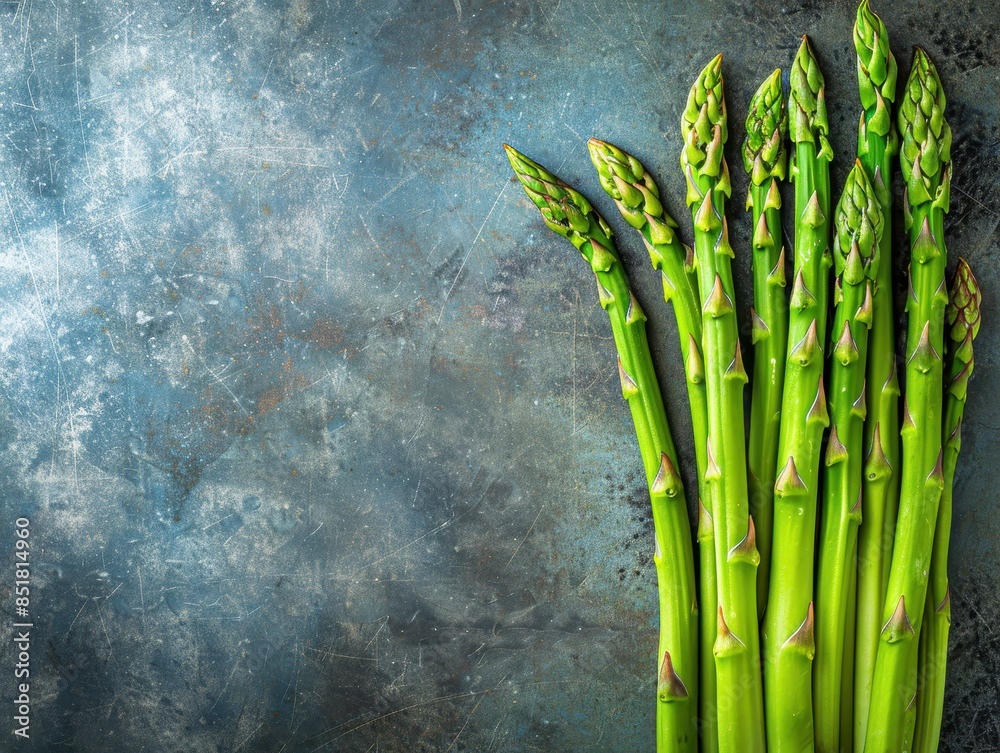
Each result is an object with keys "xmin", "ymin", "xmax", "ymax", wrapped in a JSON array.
[{"xmin": 0, "ymin": 1, "xmax": 996, "ymax": 751}]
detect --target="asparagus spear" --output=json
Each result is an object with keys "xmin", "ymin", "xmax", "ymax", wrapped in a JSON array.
[
  {"xmin": 814, "ymin": 160, "xmax": 883, "ymax": 753},
  {"xmin": 681, "ymin": 55, "xmax": 765, "ymax": 752},
  {"xmin": 741, "ymin": 68, "xmax": 790, "ymax": 619},
  {"xmin": 865, "ymin": 47, "xmax": 952, "ymax": 752},
  {"xmin": 913, "ymin": 259, "xmax": 981, "ymax": 753},
  {"xmin": 503, "ymin": 144, "xmax": 699, "ymax": 752},
  {"xmin": 763, "ymin": 36, "xmax": 832, "ymax": 753},
  {"xmin": 587, "ymin": 138, "xmax": 718, "ymax": 752},
  {"xmin": 852, "ymin": 5, "xmax": 902, "ymax": 748}
]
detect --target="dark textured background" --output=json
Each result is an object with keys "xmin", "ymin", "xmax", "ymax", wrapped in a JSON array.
[{"xmin": 0, "ymin": 1, "xmax": 995, "ymax": 751}]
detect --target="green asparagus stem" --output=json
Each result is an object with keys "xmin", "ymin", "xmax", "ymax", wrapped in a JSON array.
[
  {"xmin": 915, "ymin": 598, "xmax": 936, "ymax": 749},
  {"xmin": 852, "ymin": 5, "xmax": 902, "ymax": 748},
  {"xmin": 587, "ymin": 138, "xmax": 718, "ymax": 753},
  {"xmin": 913, "ymin": 259, "xmax": 981, "ymax": 753},
  {"xmin": 902, "ymin": 696, "xmax": 918, "ymax": 753},
  {"xmin": 841, "ymin": 540, "xmax": 859, "ymax": 753},
  {"xmin": 865, "ymin": 47, "xmax": 952, "ymax": 753},
  {"xmin": 763, "ymin": 36, "xmax": 832, "ymax": 753},
  {"xmin": 681, "ymin": 55, "xmax": 765, "ymax": 753},
  {"xmin": 814, "ymin": 160, "xmax": 883, "ymax": 753},
  {"xmin": 503, "ymin": 144, "xmax": 699, "ymax": 752},
  {"xmin": 741, "ymin": 68, "xmax": 789, "ymax": 619}
]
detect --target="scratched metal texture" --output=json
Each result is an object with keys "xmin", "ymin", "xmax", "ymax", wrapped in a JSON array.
[{"xmin": 0, "ymin": 0, "xmax": 995, "ymax": 751}]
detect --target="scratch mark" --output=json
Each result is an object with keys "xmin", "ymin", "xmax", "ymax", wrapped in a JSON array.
[
  {"xmin": 379, "ymin": 104, "xmax": 404, "ymax": 141},
  {"xmin": 235, "ymin": 722, "xmax": 266, "ymax": 752},
  {"xmin": 332, "ymin": 64, "xmax": 374, "ymax": 83},
  {"xmin": 437, "ymin": 179, "xmax": 509, "ymax": 325},
  {"xmin": 256, "ymin": 55, "xmax": 275, "ymax": 98},
  {"xmin": 453, "ymin": 0, "xmax": 462, "ymax": 22},
  {"xmin": 281, "ymin": 641, "xmax": 299, "ymax": 724},
  {"xmin": 156, "ymin": 135, "xmax": 205, "ymax": 178},
  {"xmin": 181, "ymin": 336, "xmax": 251, "ymax": 416},
  {"xmin": 355, "ymin": 126, "xmax": 370, "ymax": 152},
  {"xmin": 487, "ymin": 719, "xmax": 504, "ymax": 751},
  {"xmin": 304, "ymin": 647, "xmax": 375, "ymax": 662},
  {"xmin": 5, "ymin": 193, "xmax": 67, "ymax": 457},
  {"xmin": 360, "ymin": 511, "xmax": 459, "ymax": 570},
  {"xmin": 506, "ymin": 504, "xmax": 543, "ymax": 568},
  {"xmin": 558, "ymin": 91, "xmax": 571, "ymax": 119},
  {"xmin": 95, "ymin": 600, "xmax": 115, "ymax": 660},
  {"xmin": 562, "ymin": 121, "xmax": 584, "ymax": 140},
  {"xmin": 53, "ymin": 219, "xmax": 59, "ymax": 300},
  {"xmin": 208, "ymin": 658, "xmax": 241, "ymax": 714},
  {"xmin": 68, "ymin": 598, "xmax": 89, "ymax": 633},
  {"xmin": 405, "ymin": 417, "xmax": 425, "ymax": 445},
  {"xmin": 363, "ymin": 617, "xmax": 388, "ymax": 653},
  {"xmin": 358, "ymin": 212, "xmax": 380, "ymax": 250},
  {"xmin": 203, "ymin": 512, "xmax": 239, "ymax": 531},
  {"xmin": 954, "ymin": 184, "xmax": 998, "ymax": 217},
  {"xmin": 310, "ymin": 691, "xmax": 479, "ymax": 750},
  {"xmin": 63, "ymin": 201, "xmax": 153, "ymax": 246},
  {"xmin": 445, "ymin": 693, "xmax": 485, "ymax": 752},
  {"xmin": 315, "ymin": 675, "xmax": 510, "ymax": 750},
  {"xmin": 137, "ymin": 564, "xmax": 146, "ymax": 635},
  {"xmin": 74, "ymin": 35, "xmax": 92, "ymax": 181},
  {"xmin": 960, "ymin": 586, "xmax": 996, "ymax": 637},
  {"xmin": 575, "ymin": 562, "xmax": 602, "ymax": 590},
  {"xmin": 374, "ymin": 173, "xmax": 417, "ymax": 207},
  {"xmin": 67, "ymin": 412, "xmax": 81, "ymax": 497}
]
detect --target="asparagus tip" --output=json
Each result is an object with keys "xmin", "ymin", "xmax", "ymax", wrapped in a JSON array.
[{"xmin": 948, "ymin": 258, "xmax": 982, "ymax": 341}]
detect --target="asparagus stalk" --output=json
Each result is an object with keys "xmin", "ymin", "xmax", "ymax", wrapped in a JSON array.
[
  {"xmin": 913, "ymin": 259, "xmax": 981, "ymax": 753},
  {"xmin": 681, "ymin": 55, "xmax": 765, "ymax": 753},
  {"xmin": 902, "ymin": 697, "xmax": 918, "ymax": 753},
  {"xmin": 587, "ymin": 138, "xmax": 718, "ymax": 752},
  {"xmin": 814, "ymin": 160, "xmax": 883, "ymax": 753},
  {"xmin": 852, "ymin": 5, "xmax": 902, "ymax": 748},
  {"xmin": 741, "ymin": 69, "xmax": 790, "ymax": 619},
  {"xmin": 503, "ymin": 144, "xmax": 699, "ymax": 752},
  {"xmin": 865, "ymin": 47, "xmax": 952, "ymax": 752},
  {"xmin": 763, "ymin": 36, "xmax": 832, "ymax": 753},
  {"xmin": 841, "ymin": 540, "xmax": 859, "ymax": 751}
]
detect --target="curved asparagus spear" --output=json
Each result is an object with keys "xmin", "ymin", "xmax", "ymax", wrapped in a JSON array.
[
  {"xmin": 681, "ymin": 55, "xmax": 765, "ymax": 753},
  {"xmin": 865, "ymin": 47, "xmax": 952, "ymax": 753},
  {"xmin": 913, "ymin": 259, "xmax": 981, "ymax": 753},
  {"xmin": 741, "ymin": 69, "xmax": 789, "ymax": 619},
  {"xmin": 503, "ymin": 144, "xmax": 699, "ymax": 752},
  {"xmin": 587, "ymin": 138, "xmax": 718, "ymax": 753},
  {"xmin": 814, "ymin": 160, "xmax": 883, "ymax": 753},
  {"xmin": 763, "ymin": 36, "xmax": 832, "ymax": 753},
  {"xmin": 852, "ymin": 5, "xmax": 902, "ymax": 747}
]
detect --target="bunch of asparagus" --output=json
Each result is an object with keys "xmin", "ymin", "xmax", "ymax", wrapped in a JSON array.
[{"xmin": 503, "ymin": 2, "xmax": 982, "ymax": 751}]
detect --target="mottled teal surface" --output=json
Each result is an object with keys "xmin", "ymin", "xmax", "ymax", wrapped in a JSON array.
[{"xmin": 0, "ymin": 1, "xmax": 996, "ymax": 751}]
